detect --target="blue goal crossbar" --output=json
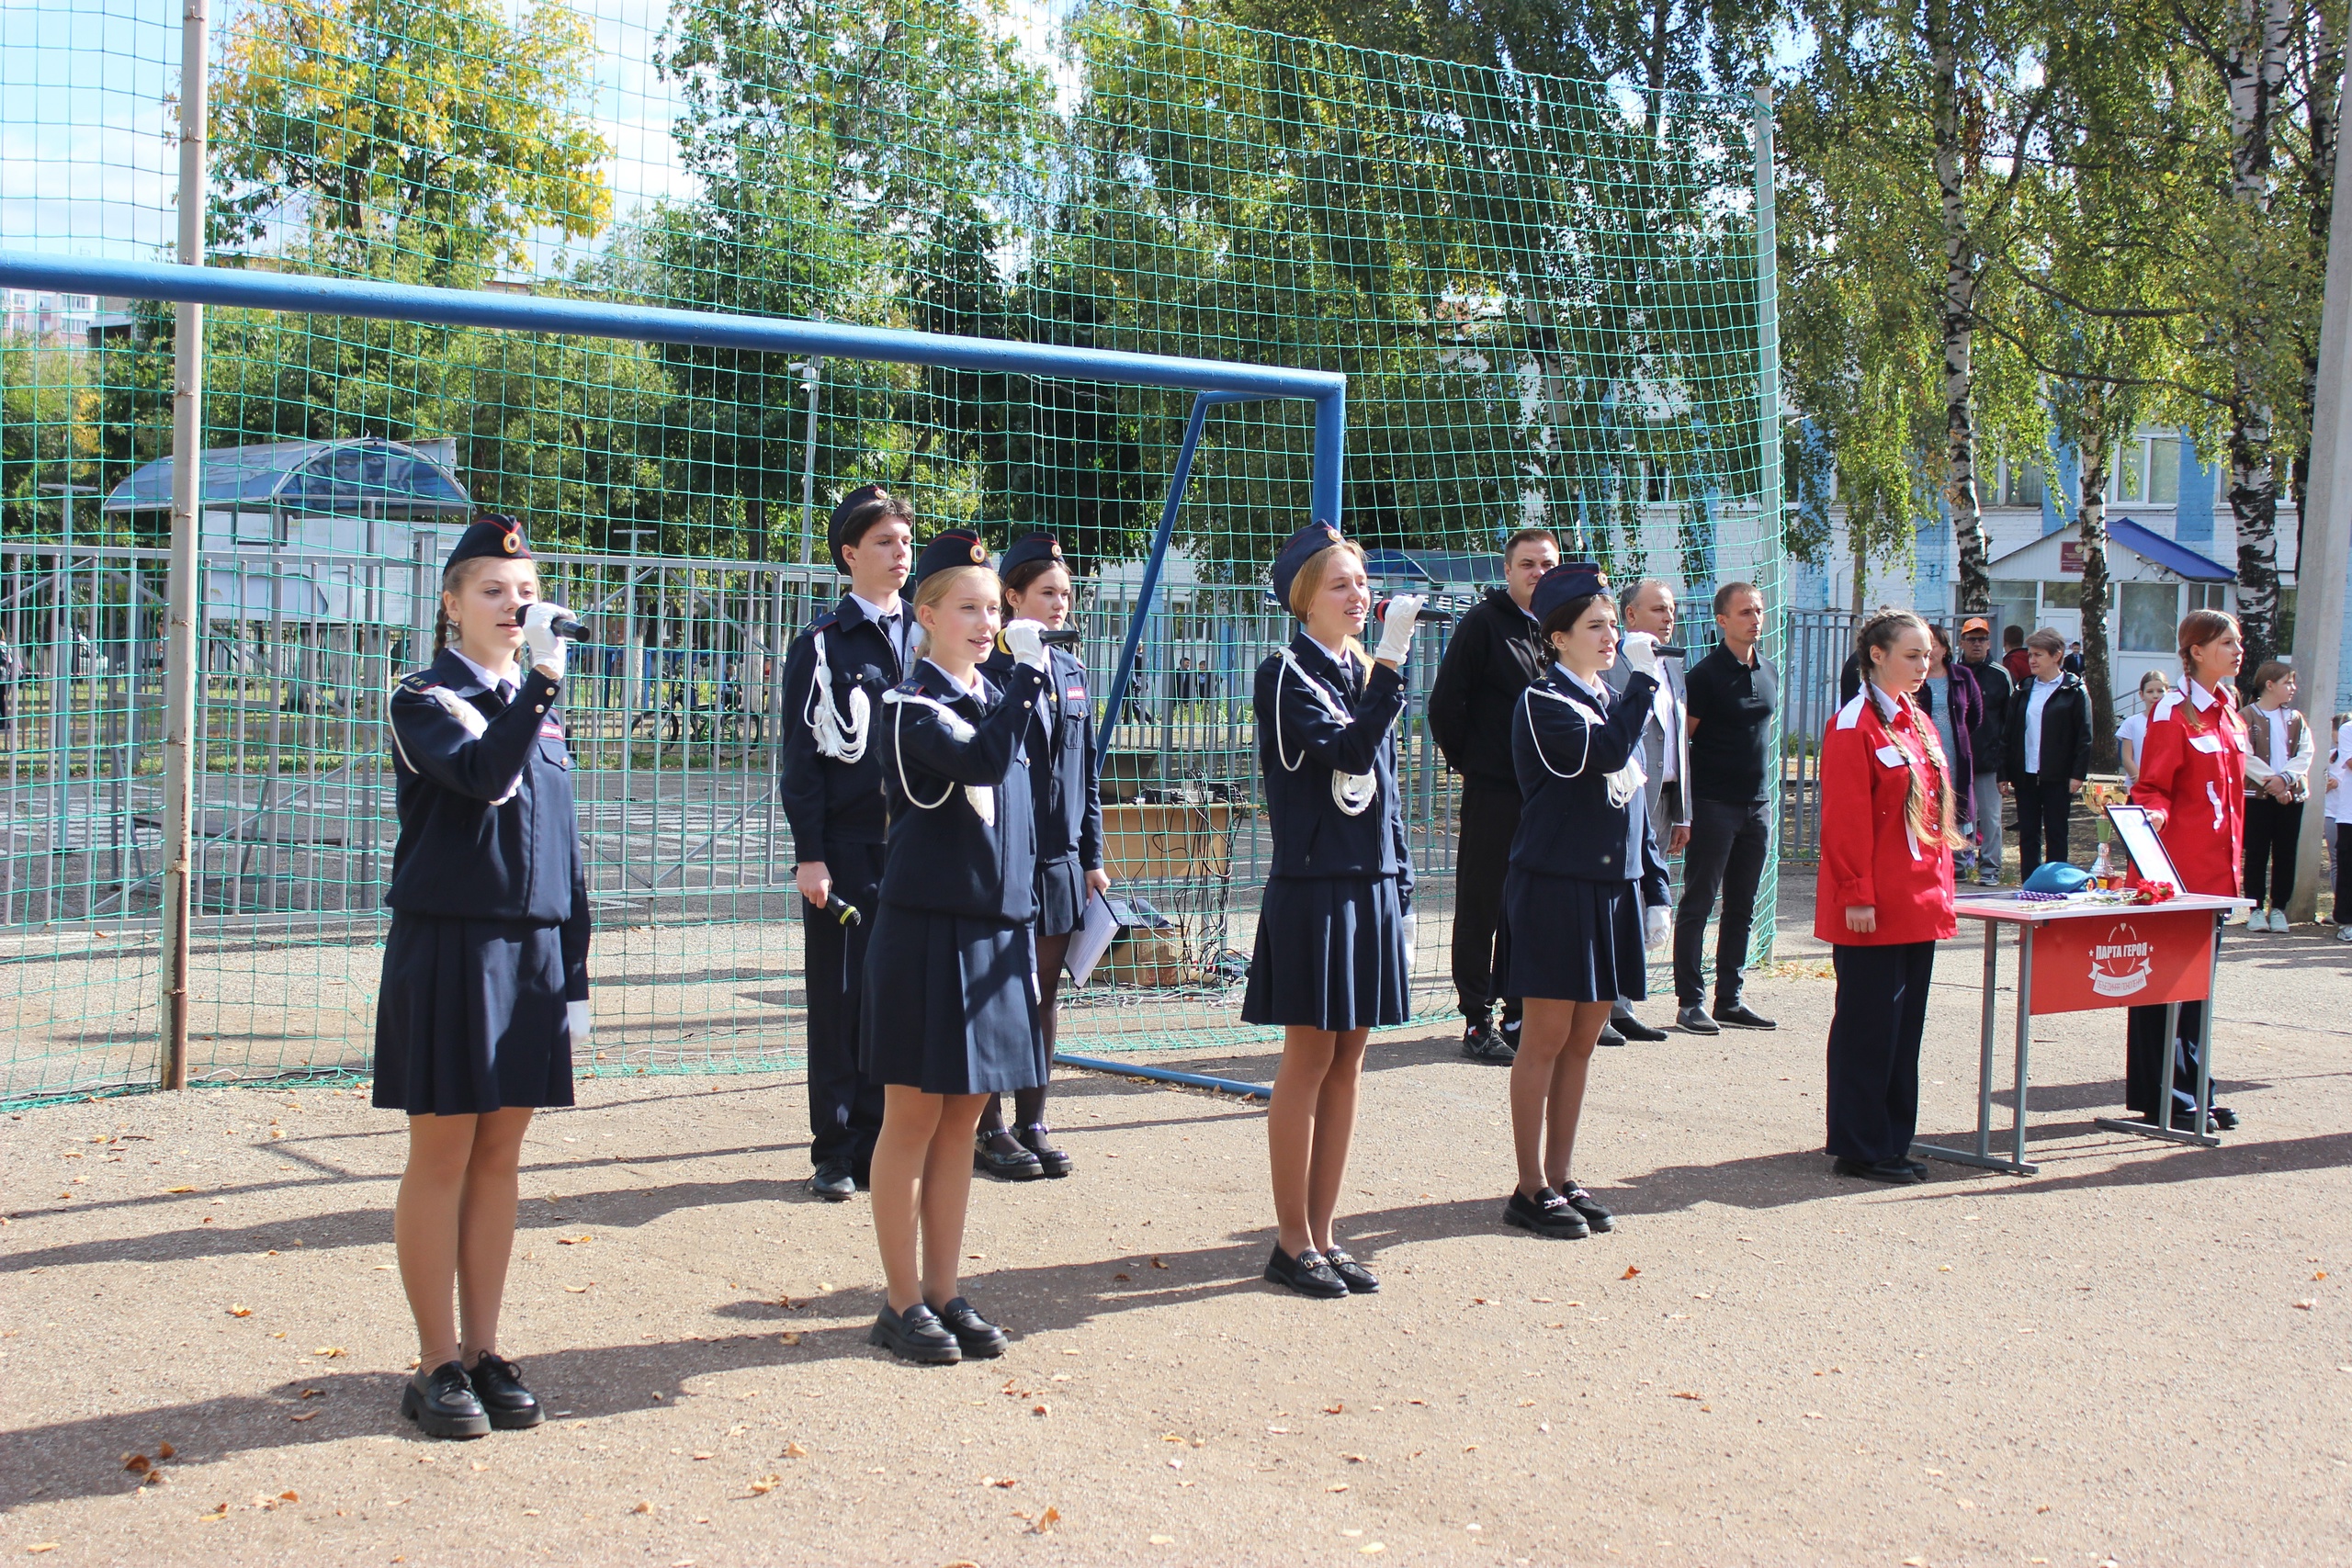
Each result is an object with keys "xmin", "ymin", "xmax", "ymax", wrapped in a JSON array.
[{"xmin": 0, "ymin": 250, "xmax": 1346, "ymax": 750}]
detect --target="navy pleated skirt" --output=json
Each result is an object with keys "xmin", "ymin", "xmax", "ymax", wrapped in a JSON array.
[
  {"xmin": 373, "ymin": 911, "xmax": 575, "ymax": 1116},
  {"xmin": 860, "ymin": 905, "xmax": 1047, "ymax": 1095},
  {"xmin": 1035, "ymin": 853, "xmax": 1089, "ymax": 939},
  {"xmin": 1498, "ymin": 868, "xmax": 1647, "ymax": 1004},
  {"xmin": 1240, "ymin": 874, "xmax": 1410, "ymax": 1032}
]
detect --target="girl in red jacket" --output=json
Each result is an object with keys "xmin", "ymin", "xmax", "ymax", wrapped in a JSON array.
[
  {"xmin": 1815, "ymin": 610, "xmax": 1962, "ymax": 1184},
  {"xmin": 2124, "ymin": 608, "xmax": 2246, "ymax": 1131}
]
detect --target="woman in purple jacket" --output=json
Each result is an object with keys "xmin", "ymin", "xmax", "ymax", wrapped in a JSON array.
[{"xmin": 1924, "ymin": 624, "xmax": 1981, "ymax": 847}]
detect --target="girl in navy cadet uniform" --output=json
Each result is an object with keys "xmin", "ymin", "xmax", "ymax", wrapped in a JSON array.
[
  {"xmin": 1496, "ymin": 564, "xmax": 1670, "ymax": 1240},
  {"xmin": 860, "ymin": 530, "xmax": 1056, "ymax": 1364},
  {"xmin": 974, "ymin": 532, "xmax": 1110, "ymax": 1181},
  {"xmin": 1243, "ymin": 523, "xmax": 1427, "ymax": 1299},
  {"xmin": 375, "ymin": 515, "xmax": 589, "ymax": 1438},
  {"xmin": 1815, "ymin": 609, "xmax": 1962, "ymax": 1185}
]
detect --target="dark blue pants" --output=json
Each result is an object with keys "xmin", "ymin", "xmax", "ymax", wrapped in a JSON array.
[
  {"xmin": 2013, "ymin": 773, "xmax": 2074, "ymax": 875},
  {"xmin": 1452, "ymin": 773, "xmax": 1523, "ymax": 1029},
  {"xmin": 803, "ymin": 839, "xmax": 887, "ymax": 1171},
  {"xmin": 1826, "ymin": 941, "xmax": 1936, "ymax": 1165}
]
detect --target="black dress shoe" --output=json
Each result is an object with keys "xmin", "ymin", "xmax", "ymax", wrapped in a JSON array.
[
  {"xmin": 1015, "ymin": 1122, "xmax": 1072, "ymax": 1177},
  {"xmin": 2210, "ymin": 1105, "xmax": 2239, "ymax": 1131},
  {"xmin": 1321, "ymin": 1247, "xmax": 1379, "ymax": 1293},
  {"xmin": 1559, "ymin": 1184, "xmax": 1615, "ymax": 1233},
  {"xmin": 1611, "ymin": 1011, "xmax": 1669, "ymax": 1043},
  {"xmin": 1832, "ymin": 1156, "xmax": 1922, "ymax": 1184},
  {"xmin": 1713, "ymin": 1002, "xmax": 1778, "ymax": 1030},
  {"xmin": 401, "ymin": 1359, "xmax": 491, "ymax": 1439},
  {"xmin": 1676, "ymin": 1005, "xmax": 1721, "ymax": 1035},
  {"xmin": 869, "ymin": 1303, "xmax": 962, "ymax": 1365},
  {"xmin": 975, "ymin": 1131, "xmax": 1046, "ymax": 1181},
  {"xmin": 1501, "ymin": 1187, "xmax": 1589, "ymax": 1239},
  {"xmin": 810, "ymin": 1156, "xmax": 856, "ymax": 1201},
  {"xmin": 1897, "ymin": 1157, "xmax": 1929, "ymax": 1178},
  {"xmin": 1264, "ymin": 1244, "xmax": 1350, "ymax": 1299},
  {"xmin": 930, "ymin": 1296, "xmax": 1009, "ymax": 1358},
  {"xmin": 1596, "ymin": 1020, "xmax": 1627, "ymax": 1047},
  {"xmin": 466, "ymin": 1350, "xmax": 543, "ymax": 1430}
]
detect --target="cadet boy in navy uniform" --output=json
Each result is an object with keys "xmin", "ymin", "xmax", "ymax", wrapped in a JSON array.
[
  {"xmin": 375, "ymin": 515, "xmax": 590, "ymax": 1439},
  {"xmin": 777, "ymin": 486, "xmax": 915, "ymax": 1200}
]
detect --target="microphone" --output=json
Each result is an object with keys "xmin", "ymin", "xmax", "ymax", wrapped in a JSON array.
[
  {"xmin": 822, "ymin": 893, "xmax": 862, "ymax": 927},
  {"xmin": 1373, "ymin": 598, "xmax": 1454, "ymax": 625},
  {"xmin": 994, "ymin": 626, "xmax": 1083, "ymax": 653},
  {"xmin": 549, "ymin": 615, "xmax": 591, "ymax": 641},
  {"xmin": 1651, "ymin": 643, "xmax": 1690, "ymax": 660}
]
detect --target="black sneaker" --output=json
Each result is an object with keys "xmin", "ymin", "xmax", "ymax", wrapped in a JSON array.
[
  {"xmin": 401, "ymin": 1359, "xmax": 491, "ymax": 1439},
  {"xmin": 1461, "ymin": 1019, "xmax": 1511, "ymax": 1062},
  {"xmin": 1501, "ymin": 1187, "xmax": 1589, "ymax": 1239},
  {"xmin": 931, "ymin": 1296, "xmax": 1010, "ymax": 1359},
  {"xmin": 1559, "ymin": 1184, "xmax": 1615, "ymax": 1233},
  {"xmin": 1015, "ymin": 1122, "xmax": 1072, "ymax": 1177},
  {"xmin": 869, "ymin": 1303, "xmax": 962, "ymax": 1365},
  {"xmin": 466, "ymin": 1350, "xmax": 544, "ymax": 1430},
  {"xmin": 1713, "ymin": 1002, "xmax": 1778, "ymax": 1031},
  {"xmin": 810, "ymin": 1156, "xmax": 857, "ymax": 1201},
  {"xmin": 1321, "ymin": 1247, "xmax": 1380, "ymax": 1293},
  {"xmin": 1264, "ymin": 1244, "xmax": 1350, "ymax": 1298}
]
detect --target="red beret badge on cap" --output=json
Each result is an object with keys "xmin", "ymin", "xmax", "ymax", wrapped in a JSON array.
[{"xmin": 969, "ymin": 541, "xmax": 987, "ymax": 563}]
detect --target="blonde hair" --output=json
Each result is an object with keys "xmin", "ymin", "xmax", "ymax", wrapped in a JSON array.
[
  {"xmin": 436, "ymin": 555, "xmax": 540, "ymax": 655},
  {"xmin": 1287, "ymin": 539, "xmax": 1369, "ymax": 661},
  {"xmin": 911, "ymin": 564, "xmax": 1001, "ymax": 659}
]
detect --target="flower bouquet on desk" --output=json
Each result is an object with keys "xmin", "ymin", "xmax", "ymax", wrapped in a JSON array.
[{"xmin": 2103, "ymin": 802, "xmax": 2187, "ymax": 904}]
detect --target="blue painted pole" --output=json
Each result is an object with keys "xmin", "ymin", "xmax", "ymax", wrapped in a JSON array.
[
  {"xmin": 1052, "ymin": 1051, "xmax": 1270, "ymax": 1100},
  {"xmin": 1310, "ymin": 386, "xmax": 1347, "ymax": 529}
]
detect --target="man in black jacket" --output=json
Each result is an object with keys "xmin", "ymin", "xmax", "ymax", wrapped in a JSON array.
[
  {"xmin": 1428, "ymin": 527, "xmax": 1557, "ymax": 1061},
  {"xmin": 1999, "ymin": 627, "xmax": 2091, "ymax": 876},
  {"xmin": 1958, "ymin": 617, "xmax": 2012, "ymax": 886}
]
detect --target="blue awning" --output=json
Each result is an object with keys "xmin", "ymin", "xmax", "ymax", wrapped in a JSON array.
[{"xmin": 2109, "ymin": 517, "xmax": 2234, "ymax": 582}]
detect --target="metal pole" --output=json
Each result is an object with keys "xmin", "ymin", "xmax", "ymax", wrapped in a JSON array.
[
  {"xmin": 1752, "ymin": 83, "xmax": 1784, "ymax": 963},
  {"xmin": 159, "ymin": 0, "xmax": 208, "ymax": 1089},
  {"xmin": 2288, "ymin": 51, "xmax": 2352, "ymax": 922},
  {"xmin": 1975, "ymin": 918, "xmax": 1997, "ymax": 1158},
  {"xmin": 797, "ymin": 360, "xmax": 820, "ymax": 569},
  {"xmin": 2011, "ymin": 924, "xmax": 2034, "ymax": 1172}
]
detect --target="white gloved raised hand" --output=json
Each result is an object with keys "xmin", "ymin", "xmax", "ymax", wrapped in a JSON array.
[
  {"xmin": 1374, "ymin": 594, "xmax": 1424, "ymax": 665},
  {"xmin": 1001, "ymin": 617, "xmax": 1049, "ymax": 672},
  {"xmin": 521, "ymin": 602, "xmax": 576, "ymax": 682},
  {"xmin": 1644, "ymin": 904, "xmax": 1671, "ymax": 952},
  {"xmin": 1619, "ymin": 629, "xmax": 1661, "ymax": 680},
  {"xmin": 567, "ymin": 998, "xmax": 593, "ymax": 1049}
]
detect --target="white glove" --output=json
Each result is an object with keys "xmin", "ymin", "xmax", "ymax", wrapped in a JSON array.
[
  {"xmin": 1644, "ymin": 905, "xmax": 1670, "ymax": 952},
  {"xmin": 521, "ymin": 602, "xmax": 575, "ymax": 682},
  {"xmin": 566, "ymin": 998, "xmax": 593, "ymax": 1050},
  {"xmin": 1001, "ymin": 617, "xmax": 1048, "ymax": 672},
  {"xmin": 1374, "ymin": 594, "xmax": 1424, "ymax": 665},
  {"xmin": 1401, "ymin": 910, "xmax": 1418, "ymax": 957},
  {"xmin": 1619, "ymin": 630, "xmax": 1661, "ymax": 680}
]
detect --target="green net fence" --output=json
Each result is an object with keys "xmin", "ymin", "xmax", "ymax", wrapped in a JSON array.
[{"xmin": 0, "ymin": 0, "xmax": 1781, "ymax": 1105}]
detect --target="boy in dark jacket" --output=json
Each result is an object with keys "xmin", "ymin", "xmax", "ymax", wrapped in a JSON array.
[
  {"xmin": 1959, "ymin": 618, "xmax": 2012, "ymax": 886},
  {"xmin": 1999, "ymin": 627, "xmax": 2091, "ymax": 874}
]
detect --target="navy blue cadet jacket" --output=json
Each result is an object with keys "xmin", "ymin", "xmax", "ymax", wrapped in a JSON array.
[
  {"xmin": 777, "ymin": 594, "xmax": 906, "ymax": 863},
  {"xmin": 876, "ymin": 657, "xmax": 1051, "ymax": 921},
  {"xmin": 1510, "ymin": 665, "xmax": 1670, "ymax": 906},
  {"xmin": 1253, "ymin": 632, "xmax": 1413, "ymax": 900},
  {"xmin": 385, "ymin": 649, "xmax": 591, "ymax": 999},
  {"xmin": 981, "ymin": 644, "xmax": 1104, "ymax": 874}
]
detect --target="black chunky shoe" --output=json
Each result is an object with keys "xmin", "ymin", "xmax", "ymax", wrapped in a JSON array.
[
  {"xmin": 1832, "ymin": 1156, "xmax": 1922, "ymax": 1184},
  {"xmin": 401, "ymin": 1359, "xmax": 491, "ymax": 1439},
  {"xmin": 1015, "ymin": 1122, "xmax": 1072, "ymax": 1178},
  {"xmin": 974, "ymin": 1130, "xmax": 1046, "ymax": 1181},
  {"xmin": 931, "ymin": 1296, "xmax": 1010, "ymax": 1358},
  {"xmin": 466, "ymin": 1350, "xmax": 544, "ymax": 1430},
  {"xmin": 1501, "ymin": 1187, "xmax": 1589, "ymax": 1240},
  {"xmin": 1264, "ymin": 1244, "xmax": 1350, "ymax": 1299},
  {"xmin": 810, "ymin": 1156, "xmax": 856, "ymax": 1201},
  {"xmin": 1559, "ymin": 1184, "xmax": 1615, "ymax": 1234},
  {"xmin": 869, "ymin": 1303, "xmax": 962, "ymax": 1365},
  {"xmin": 1461, "ymin": 1019, "xmax": 1514, "ymax": 1062},
  {"xmin": 1611, "ymin": 1010, "xmax": 1669, "ymax": 1043},
  {"xmin": 1321, "ymin": 1247, "xmax": 1380, "ymax": 1293}
]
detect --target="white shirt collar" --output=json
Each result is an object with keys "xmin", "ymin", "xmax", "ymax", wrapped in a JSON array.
[
  {"xmin": 1306, "ymin": 632, "xmax": 1354, "ymax": 671},
  {"xmin": 922, "ymin": 657, "xmax": 984, "ymax": 697},
  {"xmin": 1555, "ymin": 662, "xmax": 1610, "ymax": 703},
  {"xmin": 2033, "ymin": 672, "xmax": 2062, "ymax": 690},
  {"xmin": 449, "ymin": 648, "xmax": 518, "ymax": 695},
  {"xmin": 849, "ymin": 591, "xmax": 901, "ymax": 626},
  {"xmin": 2183, "ymin": 676, "xmax": 2219, "ymax": 711},
  {"xmin": 1865, "ymin": 680, "xmax": 1905, "ymax": 724}
]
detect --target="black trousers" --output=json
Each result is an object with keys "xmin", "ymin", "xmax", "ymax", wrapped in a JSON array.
[
  {"xmin": 2013, "ymin": 773, "xmax": 2074, "ymax": 875},
  {"xmin": 1452, "ymin": 773, "xmax": 1523, "ymax": 1027},
  {"xmin": 1825, "ymin": 941, "xmax": 1935, "ymax": 1165},
  {"xmin": 802, "ymin": 838, "xmax": 887, "ymax": 1171},
  {"xmin": 2125, "ymin": 998, "xmax": 2210, "ymax": 1120},
  {"xmin": 2243, "ymin": 795, "xmax": 2301, "ymax": 908},
  {"xmin": 1674, "ymin": 797, "xmax": 1770, "ymax": 1009},
  {"xmin": 2336, "ymin": 821, "xmax": 2352, "ymax": 923}
]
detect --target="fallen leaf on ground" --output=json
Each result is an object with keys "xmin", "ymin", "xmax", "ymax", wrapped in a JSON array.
[
  {"xmin": 1151, "ymin": 1257, "xmax": 1168, "ymax": 1269},
  {"xmin": 157, "ymin": 1444, "xmax": 174, "ymax": 1461},
  {"xmin": 987, "ymin": 1477, "xmax": 1017, "ymax": 1489},
  {"xmin": 630, "ymin": 1500, "xmax": 654, "ymax": 1515},
  {"xmin": 198, "ymin": 1504, "xmax": 228, "ymax": 1523},
  {"xmin": 312, "ymin": 1348, "xmax": 346, "ymax": 1359},
  {"xmin": 564, "ymin": 1286, "xmax": 589, "ymax": 1293},
  {"xmin": 27, "ymin": 1545, "xmax": 60, "ymax": 1554},
  {"xmin": 2295, "ymin": 1299, "xmax": 2317, "ymax": 1310},
  {"xmin": 1621, "ymin": 1266, "xmax": 1641, "ymax": 1280},
  {"xmin": 749, "ymin": 1475, "xmax": 780, "ymax": 1495},
  {"xmin": 784, "ymin": 1442, "xmax": 808, "ymax": 1459},
  {"xmin": 557, "ymin": 1235, "xmax": 591, "ymax": 1246},
  {"xmin": 164, "ymin": 1186, "xmax": 198, "ymax": 1194},
  {"xmin": 1031, "ymin": 1506, "xmax": 1061, "ymax": 1534},
  {"xmin": 1032, "ymin": 1404, "xmax": 1049, "ymax": 1416},
  {"xmin": 289, "ymin": 1413, "xmax": 317, "ymax": 1424},
  {"xmin": 1325, "ymin": 1403, "xmax": 1344, "ymax": 1415},
  {"xmin": 777, "ymin": 1332, "xmax": 802, "ymax": 1347},
  {"xmin": 1328, "ymin": 1483, "xmax": 1349, "ymax": 1493},
  {"xmin": 228, "ymin": 1305, "xmax": 252, "ymax": 1318},
  {"xmin": 1112, "ymin": 1273, "xmax": 1131, "ymax": 1282},
  {"xmin": 122, "ymin": 1454, "xmax": 151, "ymax": 1474},
  {"xmin": 1671, "ymin": 1392, "xmax": 1702, "ymax": 1401}
]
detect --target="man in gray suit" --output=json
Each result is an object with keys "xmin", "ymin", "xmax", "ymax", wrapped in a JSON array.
[{"xmin": 1601, "ymin": 577, "xmax": 1690, "ymax": 1043}]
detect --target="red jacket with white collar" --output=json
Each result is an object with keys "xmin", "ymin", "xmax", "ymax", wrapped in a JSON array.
[
  {"xmin": 1814, "ymin": 688, "xmax": 1959, "ymax": 947},
  {"xmin": 2129, "ymin": 678, "xmax": 2246, "ymax": 897}
]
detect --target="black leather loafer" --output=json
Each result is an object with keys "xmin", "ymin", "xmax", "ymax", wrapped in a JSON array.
[
  {"xmin": 1832, "ymin": 1156, "xmax": 1922, "ymax": 1184},
  {"xmin": 1897, "ymin": 1158, "xmax": 1929, "ymax": 1179},
  {"xmin": 1597, "ymin": 1020, "xmax": 1627, "ymax": 1047},
  {"xmin": 1264, "ymin": 1244, "xmax": 1350, "ymax": 1299},
  {"xmin": 975, "ymin": 1132, "xmax": 1046, "ymax": 1181},
  {"xmin": 1611, "ymin": 1010, "xmax": 1669, "ymax": 1043},
  {"xmin": 401, "ymin": 1359, "xmax": 491, "ymax": 1439},
  {"xmin": 1502, "ymin": 1187, "xmax": 1589, "ymax": 1239},
  {"xmin": 2210, "ymin": 1105, "xmax": 2239, "ymax": 1131},
  {"xmin": 931, "ymin": 1296, "xmax": 1010, "ymax": 1358},
  {"xmin": 1713, "ymin": 1002, "xmax": 1778, "ymax": 1030},
  {"xmin": 1676, "ymin": 1006, "xmax": 1721, "ymax": 1035},
  {"xmin": 869, "ymin": 1303, "xmax": 962, "ymax": 1365},
  {"xmin": 1015, "ymin": 1122, "xmax": 1072, "ymax": 1178},
  {"xmin": 810, "ymin": 1156, "xmax": 856, "ymax": 1201},
  {"xmin": 467, "ymin": 1350, "xmax": 544, "ymax": 1430},
  {"xmin": 1559, "ymin": 1184, "xmax": 1615, "ymax": 1233},
  {"xmin": 1321, "ymin": 1247, "xmax": 1379, "ymax": 1293}
]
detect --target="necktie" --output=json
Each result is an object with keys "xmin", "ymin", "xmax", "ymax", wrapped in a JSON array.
[
  {"xmin": 496, "ymin": 680, "xmax": 515, "ymax": 706},
  {"xmin": 881, "ymin": 615, "xmax": 901, "ymax": 664}
]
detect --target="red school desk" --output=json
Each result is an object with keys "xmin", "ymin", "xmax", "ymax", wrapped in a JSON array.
[{"xmin": 1914, "ymin": 892, "xmax": 2248, "ymax": 1177}]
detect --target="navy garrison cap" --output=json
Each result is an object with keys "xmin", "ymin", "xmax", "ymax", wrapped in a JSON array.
[
  {"xmin": 446, "ymin": 513, "xmax": 531, "ymax": 570},
  {"xmin": 1530, "ymin": 562, "xmax": 1610, "ymax": 624},
  {"xmin": 996, "ymin": 532, "xmax": 1066, "ymax": 580},
  {"xmin": 1270, "ymin": 521, "xmax": 1347, "ymax": 610},
  {"xmin": 828, "ymin": 484, "xmax": 909, "ymax": 570},
  {"xmin": 911, "ymin": 528, "xmax": 990, "ymax": 587}
]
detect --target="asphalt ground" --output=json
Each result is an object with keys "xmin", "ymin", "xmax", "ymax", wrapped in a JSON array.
[{"xmin": 3, "ymin": 897, "xmax": 2349, "ymax": 1566}]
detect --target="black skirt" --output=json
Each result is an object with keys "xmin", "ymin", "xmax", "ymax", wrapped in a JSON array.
[
  {"xmin": 373, "ymin": 911, "xmax": 575, "ymax": 1116},
  {"xmin": 860, "ymin": 904, "xmax": 1047, "ymax": 1095},
  {"xmin": 1035, "ymin": 853, "xmax": 1089, "ymax": 939},
  {"xmin": 1240, "ymin": 874, "xmax": 1410, "ymax": 1031},
  {"xmin": 1498, "ymin": 868, "xmax": 1648, "ymax": 1004}
]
